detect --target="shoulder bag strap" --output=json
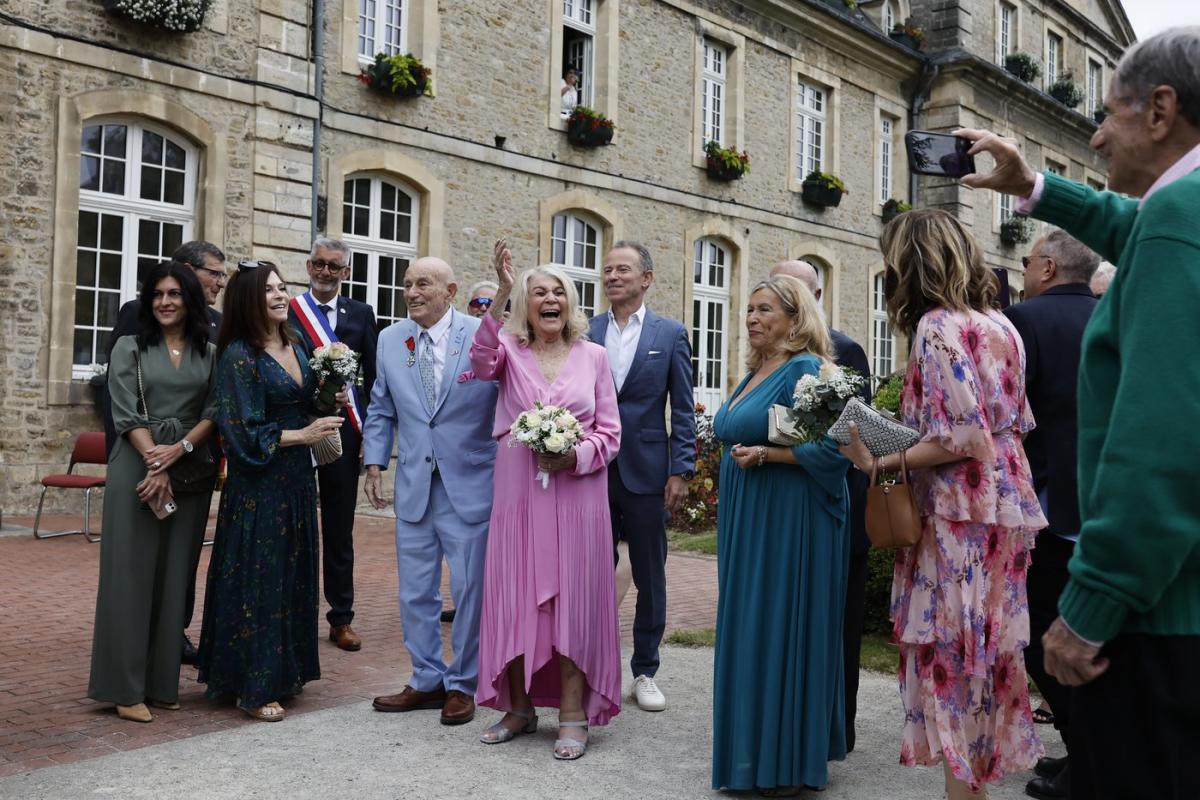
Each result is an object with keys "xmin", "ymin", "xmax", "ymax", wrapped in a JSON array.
[{"xmin": 135, "ymin": 350, "xmax": 148, "ymax": 419}]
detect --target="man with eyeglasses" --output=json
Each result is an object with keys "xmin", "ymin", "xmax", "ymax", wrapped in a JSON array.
[
  {"xmin": 464, "ymin": 280, "xmax": 499, "ymax": 319},
  {"xmin": 102, "ymin": 239, "xmax": 227, "ymax": 665},
  {"xmin": 288, "ymin": 238, "xmax": 378, "ymax": 653}
]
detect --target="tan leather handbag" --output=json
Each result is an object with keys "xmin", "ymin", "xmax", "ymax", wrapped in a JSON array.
[{"xmin": 865, "ymin": 452, "xmax": 923, "ymax": 548}]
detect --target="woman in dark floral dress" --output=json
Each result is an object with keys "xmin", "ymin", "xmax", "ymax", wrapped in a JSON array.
[{"xmin": 197, "ymin": 262, "xmax": 345, "ymax": 722}]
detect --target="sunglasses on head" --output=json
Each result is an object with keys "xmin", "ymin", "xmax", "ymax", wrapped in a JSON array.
[
  {"xmin": 469, "ymin": 297, "xmax": 494, "ymax": 308},
  {"xmin": 237, "ymin": 259, "xmax": 278, "ymax": 272}
]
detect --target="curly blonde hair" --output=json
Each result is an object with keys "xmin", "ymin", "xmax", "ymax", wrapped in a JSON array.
[
  {"xmin": 745, "ymin": 275, "xmax": 832, "ymax": 371},
  {"xmin": 501, "ymin": 265, "xmax": 591, "ymax": 346}
]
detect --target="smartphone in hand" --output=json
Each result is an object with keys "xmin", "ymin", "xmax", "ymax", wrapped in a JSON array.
[
  {"xmin": 151, "ymin": 499, "xmax": 178, "ymax": 520},
  {"xmin": 904, "ymin": 130, "xmax": 977, "ymax": 178}
]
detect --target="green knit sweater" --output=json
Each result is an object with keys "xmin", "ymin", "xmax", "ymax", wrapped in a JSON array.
[{"xmin": 1032, "ymin": 169, "xmax": 1200, "ymax": 642}]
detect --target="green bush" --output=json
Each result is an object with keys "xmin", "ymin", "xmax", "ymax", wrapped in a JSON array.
[
  {"xmin": 863, "ymin": 547, "xmax": 895, "ymax": 636},
  {"xmin": 872, "ymin": 371, "xmax": 904, "ymax": 414},
  {"xmin": 678, "ymin": 405, "xmax": 722, "ymax": 532}
]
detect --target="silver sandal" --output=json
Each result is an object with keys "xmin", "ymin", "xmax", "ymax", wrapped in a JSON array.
[
  {"xmin": 480, "ymin": 709, "xmax": 538, "ymax": 744},
  {"xmin": 553, "ymin": 718, "xmax": 589, "ymax": 760}
]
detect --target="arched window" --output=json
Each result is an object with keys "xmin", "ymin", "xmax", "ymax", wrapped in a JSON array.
[
  {"xmin": 550, "ymin": 212, "xmax": 601, "ymax": 316},
  {"xmin": 883, "ymin": 0, "xmax": 897, "ymax": 32},
  {"xmin": 341, "ymin": 174, "xmax": 419, "ymax": 329},
  {"xmin": 871, "ymin": 271, "xmax": 896, "ymax": 378},
  {"xmin": 74, "ymin": 119, "xmax": 197, "ymax": 375},
  {"xmin": 692, "ymin": 238, "xmax": 731, "ymax": 411}
]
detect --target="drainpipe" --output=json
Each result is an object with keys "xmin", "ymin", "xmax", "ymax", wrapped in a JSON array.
[
  {"xmin": 908, "ymin": 59, "xmax": 939, "ymax": 207},
  {"xmin": 311, "ymin": 0, "xmax": 326, "ymax": 242}
]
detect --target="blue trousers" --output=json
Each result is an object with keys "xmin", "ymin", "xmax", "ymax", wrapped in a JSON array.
[
  {"xmin": 394, "ymin": 472, "xmax": 488, "ymax": 694},
  {"xmin": 608, "ymin": 461, "xmax": 668, "ymax": 679}
]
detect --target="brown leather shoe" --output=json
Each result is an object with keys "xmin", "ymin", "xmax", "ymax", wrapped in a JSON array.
[
  {"xmin": 440, "ymin": 690, "xmax": 476, "ymax": 725},
  {"xmin": 373, "ymin": 685, "xmax": 447, "ymax": 712},
  {"xmin": 329, "ymin": 624, "xmax": 362, "ymax": 651}
]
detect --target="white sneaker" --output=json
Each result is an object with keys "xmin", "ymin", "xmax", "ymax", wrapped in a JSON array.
[{"xmin": 631, "ymin": 674, "xmax": 666, "ymax": 711}]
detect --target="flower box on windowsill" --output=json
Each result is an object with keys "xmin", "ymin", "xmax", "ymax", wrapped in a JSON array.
[
  {"xmin": 1000, "ymin": 217, "xmax": 1034, "ymax": 245},
  {"xmin": 801, "ymin": 172, "xmax": 847, "ymax": 208},
  {"xmin": 881, "ymin": 198, "xmax": 912, "ymax": 223},
  {"xmin": 704, "ymin": 141, "xmax": 750, "ymax": 182},
  {"xmin": 358, "ymin": 53, "xmax": 432, "ymax": 98},
  {"xmin": 102, "ymin": 0, "xmax": 211, "ymax": 32},
  {"xmin": 1048, "ymin": 73, "xmax": 1084, "ymax": 109},
  {"xmin": 1004, "ymin": 53, "xmax": 1041, "ymax": 84},
  {"xmin": 566, "ymin": 107, "xmax": 615, "ymax": 148}
]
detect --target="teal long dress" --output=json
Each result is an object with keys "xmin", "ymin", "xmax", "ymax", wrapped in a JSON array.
[
  {"xmin": 196, "ymin": 340, "xmax": 321, "ymax": 707},
  {"xmin": 711, "ymin": 354, "xmax": 851, "ymax": 791}
]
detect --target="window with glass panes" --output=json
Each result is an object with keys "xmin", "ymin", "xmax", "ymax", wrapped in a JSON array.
[
  {"xmin": 550, "ymin": 212, "xmax": 601, "ymax": 317},
  {"xmin": 998, "ymin": 3, "xmax": 1016, "ymax": 64},
  {"xmin": 701, "ymin": 39, "xmax": 727, "ymax": 146},
  {"xmin": 341, "ymin": 175, "xmax": 418, "ymax": 329},
  {"xmin": 1046, "ymin": 32, "xmax": 1063, "ymax": 85},
  {"xmin": 883, "ymin": 0, "xmax": 896, "ymax": 33},
  {"xmin": 795, "ymin": 81, "xmax": 826, "ymax": 181},
  {"xmin": 358, "ymin": 0, "xmax": 406, "ymax": 60},
  {"xmin": 998, "ymin": 191, "xmax": 1013, "ymax": 224},
  {"xmin": 879, "ymin": 116, "xmax": 894, "ymax": 206},
  {"xmin": 871, "ymin": 273, "xmax": 895, "ymax": 378},
  {"xmin": 74, "ymin": 121, "xmax": 195, "ymax": 376},
  {"xmin": 1087, "ymin": 59, "xmax": 1103, "ymax": 114},
  {"xmin": 692, "ymin": 239, "xmax": 730, "ymax": 411},
  {"xmin": 563, "ymin": 0, "xmax": 595, "ymax": 108}
]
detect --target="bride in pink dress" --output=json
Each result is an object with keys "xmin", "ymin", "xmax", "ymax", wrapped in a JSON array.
[{"xmin": 470, "ymin": 239, "xmax": 622, "ymax": 760}]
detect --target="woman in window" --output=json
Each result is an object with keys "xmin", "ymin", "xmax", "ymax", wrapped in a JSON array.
[
  {"xmin": 470, "ymin": 240, "xmax": 621, "ymax": 760},
  {"xmin": 710, "ymin": 275, "xmax": 851, "ymax": 795},
  {"xmin": 88, "ymin": 261, "xmax": 218, "ymax": 723},
  {"xmin": 561, "ymin": 66, "xmax": 580, "ymax": 117},
  {"xmin": 839, "ymin": 210, "xmax": 1047, "ymax": 799},
  {"xmin": 196, "ymin": 263, "xmax": 345, "ymax": 722}
]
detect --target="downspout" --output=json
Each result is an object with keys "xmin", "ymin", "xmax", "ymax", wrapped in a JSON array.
[
  {"xmin": 907, "ymin": 59, "xmax": 939, "ymax": 207},
  {"xmin": 311, "ymin": 0, "xmax": 326, "ymax": 242}
]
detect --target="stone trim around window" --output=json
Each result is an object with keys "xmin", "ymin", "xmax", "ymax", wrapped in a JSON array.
[
  {"xmin": 788, "ymin": 59, "xmax": 841, "ymax": 194},
  {"xmin": 786, "ymin": 240, "xmax": 840, "ymax": 327},
  {"xmin": 48, "ymin": 89, "xmax": 226, "ymax": 407},
  {"xmin": 683, "ymin": 218, "xmax": 748, "ymax": 390},
  {"xmin": 340, "ymin": 0, "xmax": 441, "ymax": 94},
  {"xmin": 872, "ymin": 95, "xmax": 907, "ymax": 219},
  {"xmin": 691, "ymin": 20, "xmax": 745, "ymax": 170},
  {"xmin": 537, "ymin": 189, "xmax": 623, "ymax": 269},
  {"xmin": 547, "ymin": 0, "xmax": 620, "ymax": 132}
]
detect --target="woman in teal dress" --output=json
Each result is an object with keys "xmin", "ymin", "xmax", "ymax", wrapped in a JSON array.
[
  {"xmin": 712, "ymin": 275, "xmax": 851, "ymax": 795},
  {"xmin": 196, "ymin": 262, "xmax": 345, "ymax": 722}
]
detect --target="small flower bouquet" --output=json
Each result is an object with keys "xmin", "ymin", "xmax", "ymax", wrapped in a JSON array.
[
  {"xmin": 309, "ymin": 342, "xmax": 360, "ymax": 414},
  {"xmin": 770, "ymin": 363, "xmax": 865, "ymax": 445},
  {"xmin": 509, "ymin": 401, "xmax": 584, "ymax": 489}
]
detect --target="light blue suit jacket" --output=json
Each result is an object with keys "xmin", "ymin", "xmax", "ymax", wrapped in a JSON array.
[{"xmin": 362, "ymin": 309, "xmax": 499, "ymax": 525}]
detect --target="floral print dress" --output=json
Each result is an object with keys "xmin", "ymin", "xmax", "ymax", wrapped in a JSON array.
[{"xmin": 892, "ymin": 308, "xmax": 1047, "ymax": 790}]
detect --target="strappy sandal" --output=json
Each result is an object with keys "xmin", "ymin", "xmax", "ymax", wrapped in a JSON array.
[
  {"xmin": 553, "ymin": 718, "xmax": 589, "ymax": 761},
  {"xmin": 1032, "ymin": 705, "xmax": 1055, "ymax": 725},
  {"xmin": 480, "ymin": 709, "xmax": 538, "ymax": 744},
  {"xmin": 238, "ymin": 700, "xmax": 285, "ymax": 722}
]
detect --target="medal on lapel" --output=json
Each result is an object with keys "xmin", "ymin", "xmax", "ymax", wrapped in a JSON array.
[{"xmin": 405, "ymin": 335, "xmax": 416, "ymax": 367}]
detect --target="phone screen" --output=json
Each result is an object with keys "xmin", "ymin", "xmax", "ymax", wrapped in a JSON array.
[{"xmin": 904, "ymin": 131, "xmax": 977, "ymax": 178}]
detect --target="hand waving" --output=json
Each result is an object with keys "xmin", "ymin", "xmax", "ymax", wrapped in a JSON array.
[{"xmin": 490, "ymin": 238, "xmax": 515, "ymax": 320}]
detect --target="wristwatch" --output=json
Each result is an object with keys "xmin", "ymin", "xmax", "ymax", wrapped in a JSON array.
[
  {"xmin": 677, "ymin": 470, "xmax": 695, "ymax": 481},
  {"xmin": 180, "ymin": 438, "xmax": 194, "ymax": 454}
]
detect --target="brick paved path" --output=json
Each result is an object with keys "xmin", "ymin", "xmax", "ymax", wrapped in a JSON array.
[{"xmin": 0, "ymin": 512, "xmax": 716, "ymax": 778}]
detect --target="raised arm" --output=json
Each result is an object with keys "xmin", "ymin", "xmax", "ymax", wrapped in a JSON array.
[{"xmin": 470, "ymin": 238, "xmax": 517, "ymax": 380}]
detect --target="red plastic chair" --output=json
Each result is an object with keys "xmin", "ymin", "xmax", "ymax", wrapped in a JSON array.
[{"xmin": 33, "ymin": 432, "xmax": 107, "ymax": 543}]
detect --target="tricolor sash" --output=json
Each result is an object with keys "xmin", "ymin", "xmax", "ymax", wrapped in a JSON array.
[{"xmin": 290, "ymin": 293, "xmax": 365, "ymax": 434}]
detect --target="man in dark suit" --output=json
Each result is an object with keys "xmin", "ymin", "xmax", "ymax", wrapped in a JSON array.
[
  {"xmin": 588, "ymin": 241, "xmax": 696, "ymax": 712},
  {"xmin": 102, "ymin": 240, "xmax": 226, "ymax": 665},
  {"xmin": 289, "ymin": 238, "xmax": 378, "ymax": 652},
  {"xmin": 1003, "ymin": 229, "xmax": 1100, "ymax": 800},
  {"xmin": 772, "ymin": 259, "xmax": 871, "ymax": 752}
]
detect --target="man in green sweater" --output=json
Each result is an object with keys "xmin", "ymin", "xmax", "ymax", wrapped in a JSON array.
[{"xmin": 957, "ymin": 26, "xmax": 1200, "ymax": 800}]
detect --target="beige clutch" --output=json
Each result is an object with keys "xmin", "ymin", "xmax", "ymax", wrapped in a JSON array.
[
  {"xmin": 311, "ymin": 424, "xmax": 343, "ymax": 466},
  {"xmin": 768, "ymin": 404, "xmax": 804, "ymax": 445}
]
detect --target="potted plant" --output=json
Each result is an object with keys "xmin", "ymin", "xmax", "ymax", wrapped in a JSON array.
[
  {"xmin": 881, "ymin": 198, "xmax": 912, "ymax": 223},
  {"xmin": 1000, "ymin": 216, "xmax": 1034, "ymax": 245},
  {"xmin": 358, "ymin": 52, "xmax": 432, "ymax": 98},
  {"xmin": 704, "ymin": 141, "xmax": 751, "ymax": 181},
  {"xmin": 566, "ymin": 106, "xmax": 615, "ymax": 147},
  {"xmin": 1004, "ymin": 52, "xmax": 1041, "ymax": 84},
  {"xmin": 801, "ymin": 171, "xmax": 847, "ymax": 208},
  {"xmin": 102, "ymin": 0, "xmax": 212, "ymax": 32},
  {"xmin": 889, "ymin": 19, "xmax": 925, "ymax": 50},
  {"xmin": 1048, "ymin": 72, "xmax": 1084, "ymax": 108},
  {"xmin": 1092, "ymin": 108, "xmax": 1106, "ymax": 124}
]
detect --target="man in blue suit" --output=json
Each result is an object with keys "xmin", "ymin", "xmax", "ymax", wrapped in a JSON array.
[
  {"xmin": 589, "ymin": 241, "xmax": 696, "ymax": 712},
  {"xmin": 363, "ymin": 256, "xmax": 498, "ymax": 726}
]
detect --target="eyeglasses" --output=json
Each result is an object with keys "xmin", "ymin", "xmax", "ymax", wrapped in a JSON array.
[
  {"xmin": 309, "ymin": 258, "xmax": 348, "ymax": 274},
  {"xmin": 1021, "ymin": 255, "xmax": 1048, "ymax": 269},
  {"xmin": 468, "ymin": 297, "xmax": 494, "ymax": 309},
  {"xmin": 237, "ymin": 259, "xmax": 277, "ymax": 272},
  {"xmin": 192, "ymin": 264, "xmax": 228, "ymax": 282}
]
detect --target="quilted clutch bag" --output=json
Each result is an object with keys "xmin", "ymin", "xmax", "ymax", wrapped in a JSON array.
[
  {"xmin": 767, "ymin": 404, "xmax": 804, "ymax": 445},
  {"xmin": 827, "ymin": 397, "xmax": 920, "ymax": 457}
]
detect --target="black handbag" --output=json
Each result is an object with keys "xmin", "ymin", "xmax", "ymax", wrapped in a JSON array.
[{"xmin": 136, "ymin": 351, "xmax": 218, "ymax": 494}]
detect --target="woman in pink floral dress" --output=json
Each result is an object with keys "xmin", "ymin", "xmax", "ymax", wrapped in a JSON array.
[{"xmin": 840, "ymin": 210, "xmax": 1047, "ymax": 799}]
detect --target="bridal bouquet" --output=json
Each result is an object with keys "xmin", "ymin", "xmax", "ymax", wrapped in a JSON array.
[
  {"xmin": 309, "ymin": 342, "xmax": 360, "ymax": 413},
  {"xmin": 509, "ymin": 401, "xmax": 584, "ymax": 489},
  {"xmin": 782, "ymin": 363, "xmax": 866, "ymax": 444}
]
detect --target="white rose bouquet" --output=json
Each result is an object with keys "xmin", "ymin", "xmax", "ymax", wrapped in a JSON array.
[
  {"xmin": 788, "ymin": 363, "xmax": 866, "ymax": 444},
  {"xmin": 309, "ymin": 342, "xmax": 361, "ymax": 414},
  {"xmin": 509, "ymin": 401, "xmax": 584, "ymax": 489}
]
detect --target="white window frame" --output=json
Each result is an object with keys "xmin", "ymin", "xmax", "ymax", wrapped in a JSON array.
[
  {"xmin": 998, "ymin": 191, "xmax": 1013, "ymax": 225},
  {"xmin": 883, "ymin": 0, "xmax": 897, "ymax": 33},
  {"xmin": 550, "ymin": 211, "xmax": 601, "ymax": 317},
  {"xmin": 870, "ymin": 272, "xmax": 896, "ymax": 379},
  {"xmin": 692, "ymin": 238, "xmax": 731, "ymax": 412},
  {"xmin": 340, "ymin": 173, "xmax": 419, "ymax": 329},
  {"xmin": 563, "ymin": 0, "xmax": 596, "ymax": 108},
  {"xmin": 701, "ymin": 39, "xmax": 727, "ymax": 147},
  {"xmin": 997, "ymin": 2, "xmax": 1016, "ymax": 65},
  {"xmin": 1087, "ymin": 58, "xmax": 1103, "ymax": 114},
  {"xmin": 794, "ymin": 80, "xmax": 827, "ymax": 182},
  {"xmin": 74, "ymin": 119, "xmax": 197, "ymax": 377},
  {"xmin": 1046, "ymin": 30, "xmax": 1063, "ymax": 86},
  {"xmin": 878, "ymin": 116, "xmax": 895, "ymax": 206},
  {"xmin": 358, "ymin": 0, "xmax": 408, "ymax": 62}
]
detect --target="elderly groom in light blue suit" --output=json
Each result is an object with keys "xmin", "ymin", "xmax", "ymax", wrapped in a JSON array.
[{"xmin": 363, "ymin": 256, "xmax": 498, "ymax": 726}]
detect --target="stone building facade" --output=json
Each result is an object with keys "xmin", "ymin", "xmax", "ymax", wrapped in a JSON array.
[{"xmin": 0, "ymin": 0, "xmax": 1134, "ymax": 513}]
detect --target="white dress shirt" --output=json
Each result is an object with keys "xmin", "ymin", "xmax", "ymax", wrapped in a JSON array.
[
  {"xmin": 306, "ymin": 291, "xmax": 339, "ymax": 333},
  {"xmin": 604, "ymin": 304, "xmax": 646, "ymax": 392},
  {"xmin": 419, "ymin": 306, "xmax": 455, "ymax": 390}
]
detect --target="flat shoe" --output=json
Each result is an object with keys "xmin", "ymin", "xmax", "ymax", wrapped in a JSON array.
[
  {"xmin": 116, "ymin": 703, "xmax": 153, "ymax": 723},
  {"xmin": 147, "ymin": 699, "xmax": 181, "ymax": 710},
  {"xmin": 480, "ymin": 710, "xmax": 538, "ymax": 744},
  {"xmin": 238, "ymin": 700, "xmax": 285, "ymax": 722},
  {"xmin": 553, "ymin": 718, "xmax": 589, "ymax": 761},
  {"xmin": 758, "ymin": 787, "xmax": 804, "ymax": 798}
]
